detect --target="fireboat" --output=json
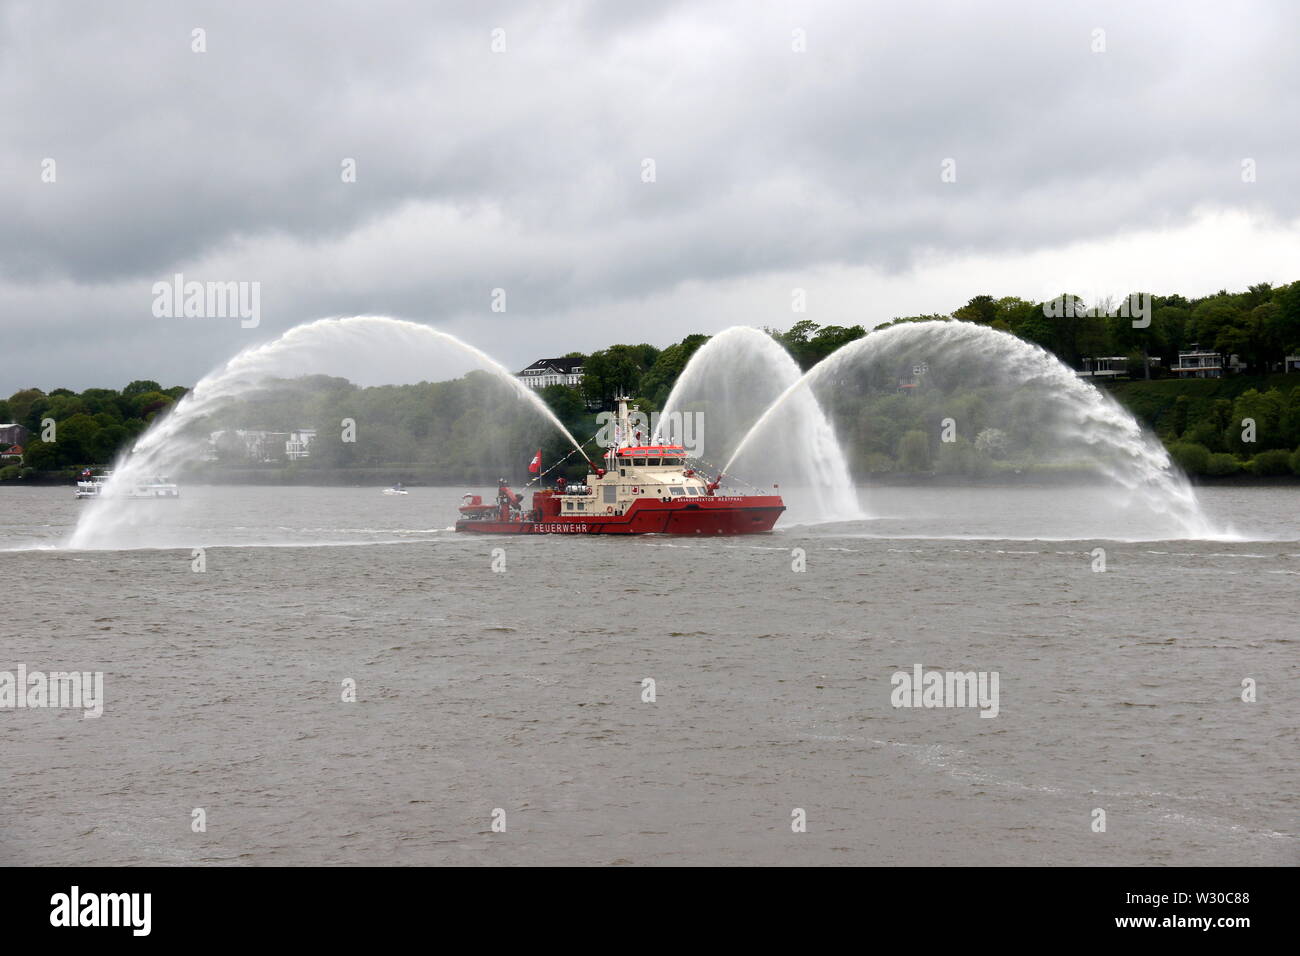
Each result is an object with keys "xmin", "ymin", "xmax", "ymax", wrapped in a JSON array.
[{"xmin": 454, "ymin": 396, "xmax": 784, "ymax": 535}]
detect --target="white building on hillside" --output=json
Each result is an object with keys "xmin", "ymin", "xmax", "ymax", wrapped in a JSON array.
[
  {"xmin": 207, "ymin": 428, "xmax": 317, "ymax": 462},
  {"xmin": 1077, "ymin": 356, "xmax": 1129, "ymax": 379},
  {"xmin": 1170, "ymin": 346, "xmax": 1245, "ymax": 379},
  {"xmin": 517, "ymin": 357, "xmax": 584, "ymax": 389},
  {"xmin": 285, "ymin": 428, "xmax": 316, "ymax": 460}
]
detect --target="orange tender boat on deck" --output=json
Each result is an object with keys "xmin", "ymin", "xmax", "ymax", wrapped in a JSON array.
[{"xmin": 454, "ymin": 396, "xmax": 784, "ymax": 535}]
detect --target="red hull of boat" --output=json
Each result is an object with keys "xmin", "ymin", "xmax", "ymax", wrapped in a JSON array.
[{"xmin": 455, "ymin": 495, "xmax": 784, "ymax": 535}]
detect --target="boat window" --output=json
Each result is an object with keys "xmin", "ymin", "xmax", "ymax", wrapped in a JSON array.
[
  {"xmin": 632, "ymin": 458, "xmax": 646, "ymax": 466},
  {"xmin": 647, "ymin": 457, "xmax": 661, "ymax": 466},
  {"xmin": 669, "ymin": 486, "xmax": 685, "ymax": 495},
  {"xmin": 619, "ymin": 468, "xmax": 625, "ymax": 476}
]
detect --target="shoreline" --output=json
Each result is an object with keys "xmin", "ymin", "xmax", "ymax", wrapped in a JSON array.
[{"xmin": 5, "ymin": 472, "xmax": 1299, "ymax": 489}]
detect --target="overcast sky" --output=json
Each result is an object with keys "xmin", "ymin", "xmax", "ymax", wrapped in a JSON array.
[{"xmin": 3, "ymin": 0, "xmax": 1298, "ymax": 393}]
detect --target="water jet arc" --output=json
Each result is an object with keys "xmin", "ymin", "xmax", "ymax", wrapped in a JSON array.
[{"xmin": 68, "ymin": 316, "xmax": 590, "ymax": 549}]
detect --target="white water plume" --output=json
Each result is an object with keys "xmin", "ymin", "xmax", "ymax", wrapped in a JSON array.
[
  {"xmin": 68, "ymin": 316, "xmax": 588, "ymax": 549},
  {"xmin": 726, "ymin": 320, "xmax": 1215, "ymax": 538},
  {"xmin": 659, "ymin": 326, "xmax": 861, "ymax": 523}
]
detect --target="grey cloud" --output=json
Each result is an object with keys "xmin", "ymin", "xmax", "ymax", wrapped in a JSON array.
[{"xmin": 1, "ymin": 0, "xmax": 1297, "ymax": 391}]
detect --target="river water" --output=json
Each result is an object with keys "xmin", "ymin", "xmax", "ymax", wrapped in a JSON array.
[{"xmin": 1, "ymin": 483, "xmax": 1295, "ymax": 865}]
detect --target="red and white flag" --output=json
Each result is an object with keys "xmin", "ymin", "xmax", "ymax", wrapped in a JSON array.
[{"xmin": 527, "ymin": 449, "xmax": 542, "ymax": 474}]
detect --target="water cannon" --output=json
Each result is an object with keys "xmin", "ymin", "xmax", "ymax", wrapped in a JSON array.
[
  {"xmin": 706, "ymin": 475, "xmax": 722, "ymax": 496},
  {"xmin": 497, "ymin": 480, "xmax": 522, "ymax": 506},
  {"xmin": 595, "ymin": 468, "xmax": 606, "ymax": 478}
]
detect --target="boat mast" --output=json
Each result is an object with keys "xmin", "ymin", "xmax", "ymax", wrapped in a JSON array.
[{"xmin": 602, "ymin": 392, "xmax": 635, "ymax": 481}]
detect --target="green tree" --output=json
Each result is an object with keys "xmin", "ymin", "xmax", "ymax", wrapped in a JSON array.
[
  {"xmin": 993, "ymin": 297, "xmax": 1039, "ymax": 332},
  {"xmin": 1272, "ymin": 281, "xmax": 1300, "ymax": 356},
  {"xmin": 1216, "ymin": 303, "xmax": 1274, "ymax": 373},
  {"xmin": 582, "ymin": 344, "xmax": 659, "ymax": 405},
  {"xmin": 21, "ymin": 439, "xmax": 59, "ymax": 470},
  {"xmin": 1107, "ymin": 297, "xmax": 1167, "ymax": 380},
  {"xmin": 1249, "ymin": 449, "xmax": 1292, "ymax": 476},
  {"xmin": 1169, "ymin": 441, "xmax": 1210, "ymax": 475},
  {"xmin": 1170, "ymin": 395, "xmax": 1189, "ymax": 438},
  {"xmin": 6, "ymin": 388, "xmax": 45, "ymax": 429},
  {"xmin": 1191, "ymin": 300, "xmax": 1241, "ymax": 359},
  {"xmin": 768, "ymin": 320, "xmax": 821, "ymax": 368},
  {"xmin": 639, "ymin": 333, "xmax": 710, "ymax": 407},
  {"xmin": 897, "ymin": 430, "xmax": 931, "ymax": 471},
  {"xmin": 131, "ymin": 391, "xmax": 175, "ymax": 421},
  {"xmin": 1014, "ymin": 311, "xmax": 1055, "ymax": 351},
  {"xmin": 803, "ymin": 324, "xmax": 866, "ymax": 368},
  {"xmin": 122, "ymin": 380, "xmax": 163, "ymax": 397},
  {"xmin": 1279, "ymin": 386, "xmax": 1300, "ymax": 448},
  {"xmin": 1205, "ymin": 453, "xmax": 1240, "ymax": 476},
  {"xmin": 88, "ymin": 423, "xmax": 129, "ymax": 463},
  {"xmin": 51, "ymin": 413, "xmax": 101, "ymax": 466},
  {"xmin": 1229, "ymin": 388, "xmax": 1283, "ymax": 453},
  {"xmin": 1153, "ymin": 303, "xmax": 1192, "ymax": 364},
  {"xmin": 952, "ymin": 295, "xmax": 998, "ymax": 325}
]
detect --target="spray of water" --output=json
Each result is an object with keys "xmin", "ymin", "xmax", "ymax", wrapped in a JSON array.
[
  {"xmin": 65, "ymin": 315, "xmax": 1217, "ymax": 548},
  {"xmin": 69, "ymin": 316, "xmax": 588, "ymax": 549},
  {"xmin": 724, "ymin": 320, "xmax": 1213, "ymax": 537},
  {"xmin": 660, "ymin": 326, "xmax": 861, "ymax": 523}
]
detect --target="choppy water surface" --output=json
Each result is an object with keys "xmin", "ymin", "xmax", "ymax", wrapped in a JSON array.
[{"xmin": 1, "ymin": 484, "xmax": 1295, "ymax": 865}]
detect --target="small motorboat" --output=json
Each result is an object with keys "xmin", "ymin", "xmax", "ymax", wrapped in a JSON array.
[
  {"xmin": 128, "ymin": 476, "xmax": 180, "ymax": 498},
  {"xmin": 75, "ymin": 472, "xmax": 110, "ymax": 498},
  {"xmin": 76, "ymin": 472, "xmax": 180, "ymax": 499},
  {"xmin": 382, "ymin": 482, "xmax": 409, "ymax": 496}
]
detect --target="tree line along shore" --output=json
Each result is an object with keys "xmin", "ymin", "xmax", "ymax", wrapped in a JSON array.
[{"xmin": 4, "ymin": 280, "xmax": 1300, "ymax": 485}]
